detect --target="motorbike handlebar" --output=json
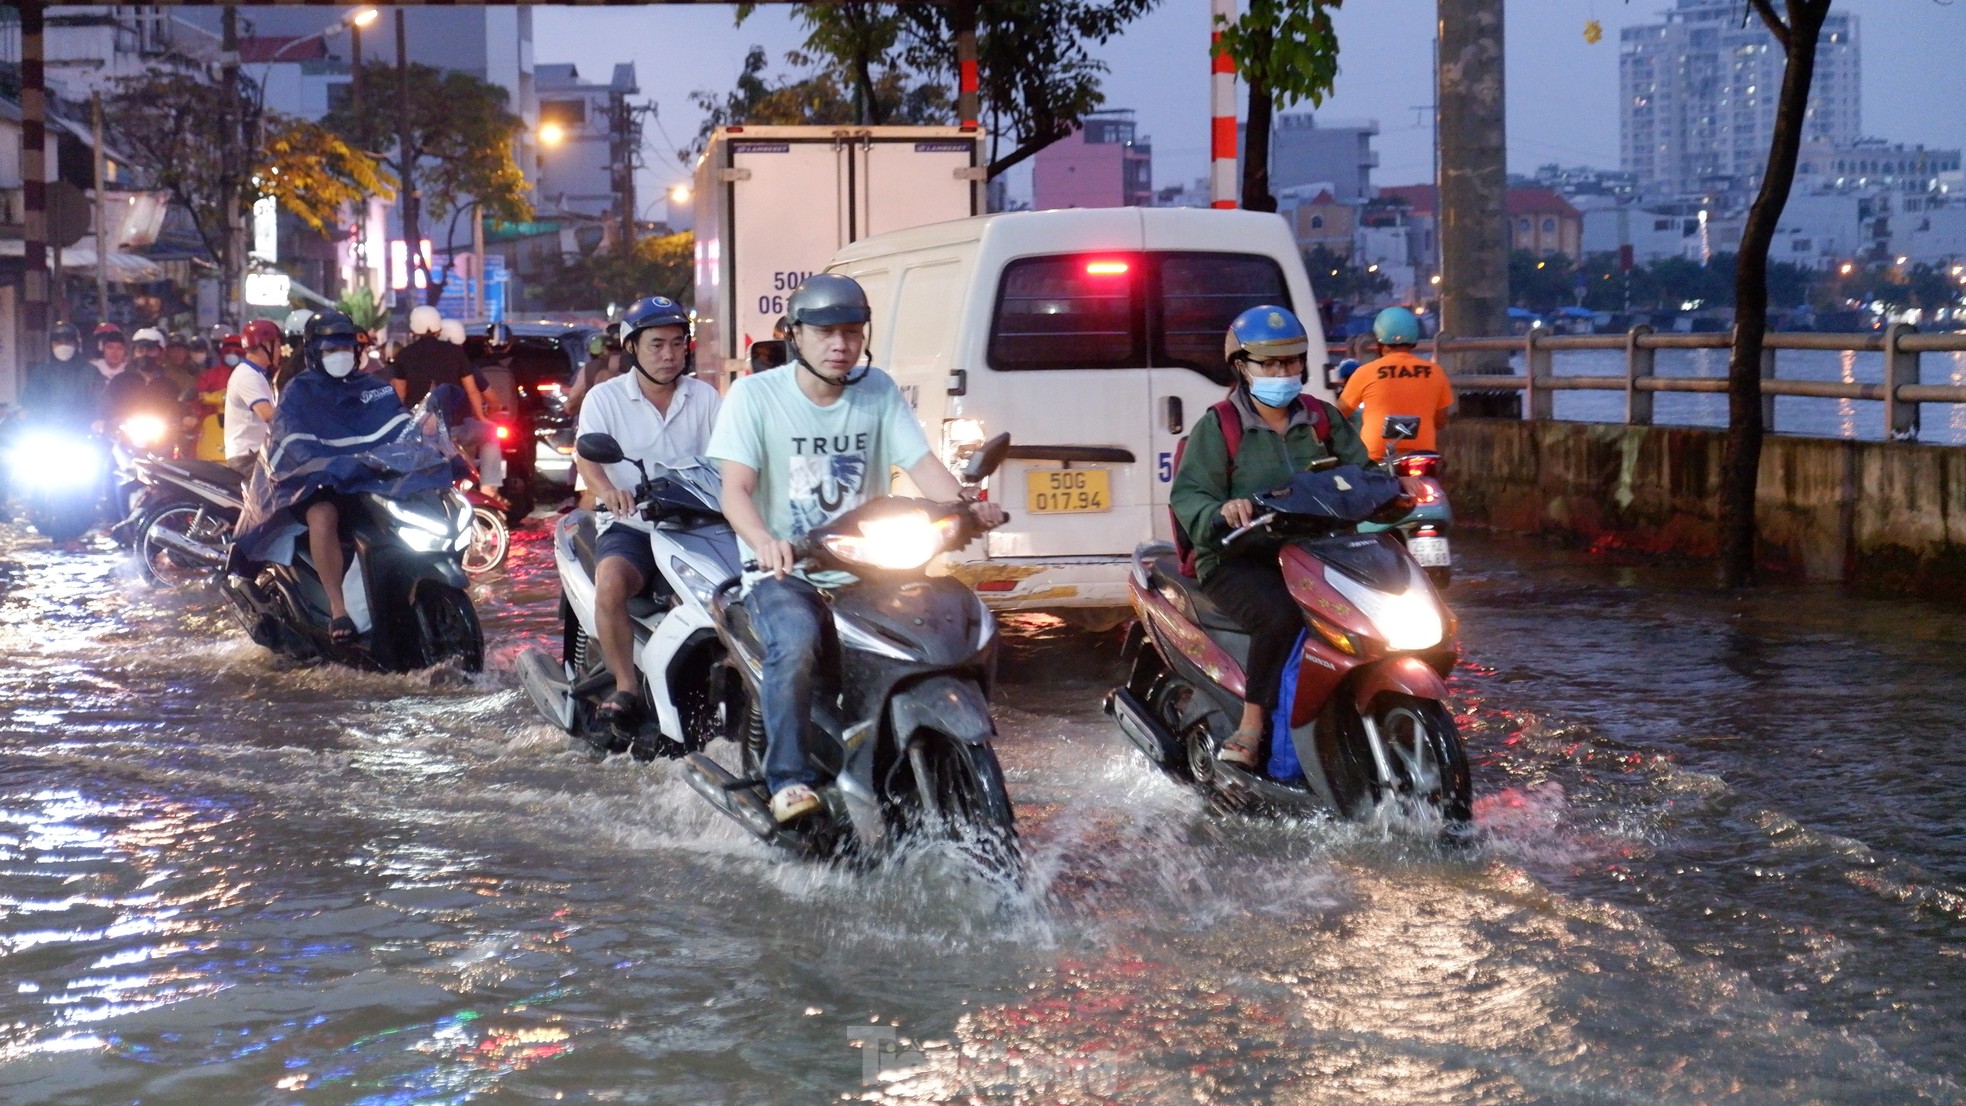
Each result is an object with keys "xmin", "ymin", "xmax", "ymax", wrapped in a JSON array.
[{"xmin": 1220, "ymin": 511, "xmax": 1278, "ymax": 549}]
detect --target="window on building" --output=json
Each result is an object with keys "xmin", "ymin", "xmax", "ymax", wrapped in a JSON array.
[
  {"xmin": 1541, "ymin": 218, "xmax": 1556, "ymax": 233},
  {"xmin": 1309, "ymin": 215, "xmax": 1325, "ymax": 229},
  {"xmin": 540, "ymin": 99, "xmax": 587, "ymax": 127}
]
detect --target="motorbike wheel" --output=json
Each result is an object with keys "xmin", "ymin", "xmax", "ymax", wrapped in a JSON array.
[
  {"xmin": 500, "ymin": 471, "xmax": 536, "ymax": 526},
  {"xmin": 30, "ymin": 499, "xmax": 95, "ymax": 544},
  {"xmin": 136, "ymin": 504, "xmax": 226, "ymax": 587},
  {"xmin": 1328, "ymin": 696, "xmax": 1473, "ymax": 836},
  {"xmin": 901, "ymin": 733, "xmax": 1020, "ymax": 878},
  {"xmin": 410, "ymin": 585, "xmax": 485, "ymax": 673},
  {"xmin": 462, "ymin": 507, "xmax": 510, "ymax": 577}
]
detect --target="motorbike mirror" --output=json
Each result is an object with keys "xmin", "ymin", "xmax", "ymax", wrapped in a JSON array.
[
  {"xmin": 576, "ymin": 433, "xmax": 625, "ymax": 465},
  {"xmin": 747, "ymin": 339, "xmax": 789, "ymax": 372},
  {"xmin": 962, "ymin": 433, "xmax": 1012, "ymax": 483},
  {"xmin": 1382, "ymin": 415, "xmax": 1421, "ymax": 442}
]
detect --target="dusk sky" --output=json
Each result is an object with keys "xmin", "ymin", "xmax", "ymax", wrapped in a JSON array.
[{"xmin": 534, "ymin": 0, "xmax": 1966, "ymax": 219}]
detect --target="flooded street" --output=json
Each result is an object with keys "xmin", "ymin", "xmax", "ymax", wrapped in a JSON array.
[{"xmin": 0, "ymin": 518, "xmax": 1961, "ymax": 1105}]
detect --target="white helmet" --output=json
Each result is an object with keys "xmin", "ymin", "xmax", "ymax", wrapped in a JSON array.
[
  {"xmin": 409, "ymin": 305, "xmax": 443, "ymax": 336},
  {"xmin": 439, "ymin": 319, "xmax": 466, "ymax": 345},
  {"xmin": 130, "ymin": 327, "xmax": 167, "ymax": 346}
]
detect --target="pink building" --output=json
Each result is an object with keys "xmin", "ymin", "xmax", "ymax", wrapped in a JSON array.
[{"xmin": 1032, "ymin": 110, "xmax": 1153, "ymax": 210}]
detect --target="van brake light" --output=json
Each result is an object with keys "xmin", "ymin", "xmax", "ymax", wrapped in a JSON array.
[{"xmin": 1084, "ymin": 260, "xmax": 1129, "ymax": 276}]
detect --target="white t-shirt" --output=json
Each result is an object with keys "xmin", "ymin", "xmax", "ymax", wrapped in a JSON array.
[
  {"xmin": 224, "ymin": 360, "xmax": 277, "ymax": 460},
  {"xmin": 576, "ymin": 371, "xmax": 721, "ymax": 532},
  {"xmin": 705, "ymin": 366, "xmax": 931, "ymax": 563}
]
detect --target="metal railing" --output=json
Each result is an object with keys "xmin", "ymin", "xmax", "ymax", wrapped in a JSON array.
[{"xmin": 1417, "ymin": 325, "xmax": 1966, "ymax": 440}]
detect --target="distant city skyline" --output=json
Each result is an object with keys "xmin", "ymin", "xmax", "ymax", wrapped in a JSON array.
[{"xmin": 533, "ymin": 0, "xmax": 1966, "ymax": 216}]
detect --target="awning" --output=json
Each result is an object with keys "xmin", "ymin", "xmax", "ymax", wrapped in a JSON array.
[{"xmin": 0, "ymin": 237, "xmax": 167, "ymax": 283}]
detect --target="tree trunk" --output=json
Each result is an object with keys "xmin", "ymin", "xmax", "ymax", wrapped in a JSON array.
[
  {"xmin": 395, "ymin": 11, "xmax": 432, "ymax": 314},
  {"xmin": 1721, "ymin": 1, "xmax": 1830, "ymax": 588},
  {"xmin": 1241, "ymin": 75, "xmax": 1275, "ymax": 213}
]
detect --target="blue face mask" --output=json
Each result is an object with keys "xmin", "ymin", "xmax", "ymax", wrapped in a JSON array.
[{"xmin": 1249, "ymin": 376, "xmax": 1302, "ymax": 408}]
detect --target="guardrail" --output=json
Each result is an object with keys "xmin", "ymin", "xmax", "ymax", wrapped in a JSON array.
[{"xmin": 1399, "ymin": 324, "xmax": 1966, "ymax": 440}]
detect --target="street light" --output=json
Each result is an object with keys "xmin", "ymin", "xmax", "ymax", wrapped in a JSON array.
[
  {"xmin": 268, "ymin": 6, "xmax": 380, "ymax": 61},
  {"xmin": 668, "ymin": 183, "xmax": 691, "ymax": 206},
  {"xmin": 538, "ymin": 121, "xmax": 566, "ymax": 147}
]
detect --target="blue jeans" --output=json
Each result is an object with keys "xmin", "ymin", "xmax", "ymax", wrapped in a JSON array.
[{"xmin": 745, "ymin": 575, "xmax": 834, "ymax": 793}]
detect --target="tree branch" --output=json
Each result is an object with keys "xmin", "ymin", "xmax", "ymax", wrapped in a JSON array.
[{"xmin": 1745, "ymin": 0, "xmax": 1789, "ymax": 49}]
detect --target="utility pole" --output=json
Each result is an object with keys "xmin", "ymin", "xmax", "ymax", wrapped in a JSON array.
[
  {"xmin": 395, "ymin": 8, "xmax": 420, "ymax": 317},
  {"xmin": 607, "ymin": 82, "xmax": 638, "ymax": 252},
  {"xmin": 20, "ymin": 0, "xmax": 48, "ymax": 392},
  {"xmin": 91, "ymin": 91, "xmax": 109, "ymax": 324},
  {"xmin": 350, "ymin": 21, "xmax": 363, "ymax": 126},
  {"xmin": 220, "ymin": 6, "xmax": 242, "ymax": 326},
  {"xmin": 1436, "ymin": 0, "xmax": 1511, "ymax": 408}
]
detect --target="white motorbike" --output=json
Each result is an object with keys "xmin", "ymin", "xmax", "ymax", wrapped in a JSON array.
[{"xmin": 516, "ymin": 443, "xmax": 741, "ymax": 760}]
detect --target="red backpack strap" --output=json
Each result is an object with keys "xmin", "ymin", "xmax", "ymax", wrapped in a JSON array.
[
  {"xmin": 1212, "ymin": 399, "xmax": 1243, "ymax": 470},
  {"xmin": 1303, "ymin": 397, "xmax": 1331, "ymax": 444}
]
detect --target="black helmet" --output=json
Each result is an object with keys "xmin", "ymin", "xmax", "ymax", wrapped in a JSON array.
[
  {"xmin": 484, "ymin": 321, "xmax": 513, "ymax": 351},
  {"xmin": 785, "ymin": 273, "xmax": 871, "ymax": 328},
  {"xmin": 50, "ymin": 322, "xmax": 80, "ymax": 345},
  {"xmin": 302, "ymin": 310, "xmax": 361, "ymax": 373}
]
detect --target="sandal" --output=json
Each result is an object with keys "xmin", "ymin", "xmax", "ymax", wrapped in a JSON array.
[
  {"xmin": 593, "ymin": 690, "xmax": 640, "ymax": 729},
  {"xmin": 328, "ymin": 615, "xmax": 359, "ymax": 645},
  {"xmin": 770, "ymin": 783, "xmax": 822, "ymax": 823},
  {"xmin": 1219, "ymin": 726, "xmax": 1264, "ymax": 770}
]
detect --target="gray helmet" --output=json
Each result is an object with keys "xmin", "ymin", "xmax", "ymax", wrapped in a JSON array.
[
  {"xmin": 785, "ymin": 274, "xmax": 871, "ymax": 328},
  {"xmin": 283, "ymin": 308, "xmax": 316, "ymax": 342}
]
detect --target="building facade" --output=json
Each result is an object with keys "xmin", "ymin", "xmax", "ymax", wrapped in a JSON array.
[
  {"xmin": 1031, "ymin": 110, "xmax": 1151, "ymax": 210},
  {"xmin": 535, "ymin": 62, "xmax": 640, "ymax": 223},
  {"xmin": 1620, "ymin": 0, "xmax": 1858, "ymax": 200}
]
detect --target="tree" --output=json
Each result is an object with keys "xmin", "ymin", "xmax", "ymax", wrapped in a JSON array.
[
  {"xmin": 1213, "ymin": 0, "xmax": 1343, "ymax": 212},
  {"xmin": 683, "ymin": 45, "xmax": 951, "ymax": 161},
  {"xmin": 737, "ymin": 2, "xmax": 923, "ymax": 127},
  {"xmin": 1508, "ymin": 251, "xmax": 1578, "ymax": 314},
  {"xmin": 1304, "ymin": 245, "xmax": 1391, "ymax": 306},
  {"xmin": 534, "ymin": 231, "xmax": 694, "ymax": 313},
  {"xmin": 1721, "ymin": 0, "xmax": 1833, "ymax": 588},
  {"xmin": 323, "ymin": 62, "xmax": 532, "ymax": 309},
  {"xmin": 103, "ymin": 71, "xmax": 391, "ymax": 320},
  {"xmin": 768, "ymin": 0, "xmax": 1158, "ymax": 179}
]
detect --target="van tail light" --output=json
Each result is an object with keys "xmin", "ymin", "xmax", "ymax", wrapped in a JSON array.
[{"xmin": 1391, "ymin": 453, "xmax": 1439, "ymax": 478}]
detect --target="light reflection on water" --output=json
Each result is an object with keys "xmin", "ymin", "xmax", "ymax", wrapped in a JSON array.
[{"xmin": 0, "ymin": 522, "xmax": 1961, "ymax": 1103}]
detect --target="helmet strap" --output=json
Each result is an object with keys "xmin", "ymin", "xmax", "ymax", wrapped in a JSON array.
[
  {"xmin": 634, "ymin": 357, "xmax": 687, "ymax": 388},
  {"xmin": 788, "ymin": 330, "xmax": 870, "ymax": 387}
]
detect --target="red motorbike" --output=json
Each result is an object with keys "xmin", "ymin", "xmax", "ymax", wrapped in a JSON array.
[{"xmin": 1106, "ymin": 460, "xmax": 1473, "ymax": 837}]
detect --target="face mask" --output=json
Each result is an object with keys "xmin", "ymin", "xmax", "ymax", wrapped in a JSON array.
[
  {"xmin": 51, "ymin": 344, "xmax": 77, "ymax": 361},
  {"xmin": 321, "ymin": 351, "xmax": 358, "ymax": 378},
  {"xmin": 223, "ymin": 354, "xmax": 241, "ymax": 367},
  {"xmin": 1249, "ymin": 376, "xmax": 1302, "ymax": 408}
]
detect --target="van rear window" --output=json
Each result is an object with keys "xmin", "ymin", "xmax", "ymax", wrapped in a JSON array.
[
  {"xmin": 986, "ymin": 252, "xmax": 1291, "ymax": 383},
  {"xmin": 986, "ymin": 255, "xmax": 1143, "ymax": 371}
]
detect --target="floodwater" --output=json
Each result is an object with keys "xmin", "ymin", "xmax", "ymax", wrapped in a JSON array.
[{"xmin": 0, "ymin": 518, "xmax": 1961, "ymax": 1104}]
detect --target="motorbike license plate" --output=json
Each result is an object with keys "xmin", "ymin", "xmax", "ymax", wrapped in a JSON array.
[
  {"xmin": 1409, "ymin": 535, "xmax": 1451, "ymax": 568},
  {"xmin": 1025, "ymin": 468, "xmax": 1111, "ymax": 514}
]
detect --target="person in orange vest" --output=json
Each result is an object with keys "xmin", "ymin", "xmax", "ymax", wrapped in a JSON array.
[
  {"xmin": 1337, "ymin": 307, "xmax": 1455, "ymax": 462},
  {"xmin": 191, "ymin": 334, "xmax": 244, "ymax": 461}
]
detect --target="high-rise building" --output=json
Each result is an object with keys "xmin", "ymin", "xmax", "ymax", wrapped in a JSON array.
[
  {"xmin": 1032, "ymin": 110, "xmax": 1151, "ymax": 210},
  {"xmin": 1258, "ymin": 112, "xmax": 1378, "ymax": 205},
  {"xmin": 1620, "ymin": 0, "xmax": 1858, "ymax": 200}
]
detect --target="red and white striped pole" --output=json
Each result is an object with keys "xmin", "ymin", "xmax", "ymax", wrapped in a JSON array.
[{"xmin": 1209, "ymin": 0, "xmax": 1238, "ymax": 208}]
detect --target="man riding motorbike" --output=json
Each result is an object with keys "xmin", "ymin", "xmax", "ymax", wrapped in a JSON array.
[
  {"xmin": 392, "ymin": 306, "xmax": 502, "ymax": 509},
  {"xmin": 706, "ymin": 273, "xmax": 1008, "ymax": 823},
  {"xmin": 102, "ymin": 326, "xmax": 191, "ymax": 444},
  {"xmin": 1337, "ymin": 307, "xmax": 1456, "ymax": 463},
  {"xmin": 20, "ymin": 322, "xmax": 101, "ymax": 433},
  {"xmin": 1168, "ymin": 305, "xmax": 1371, "ymax": 769},
  {"xmin": 575, "ymin": 295, "xmax": 722, "ymax": 731}
]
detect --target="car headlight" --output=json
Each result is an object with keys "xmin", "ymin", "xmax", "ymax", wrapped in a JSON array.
[
  {"xmin": 10, "ymin": 433, "xmax": 103, "ymax": 489},
  {"xmin": 119, "ymin": 415, "xmax": 168, "ymax": 450},
  {"xmin": 820, "ymin": 509, "xmax": 953, "ymax": 572}
]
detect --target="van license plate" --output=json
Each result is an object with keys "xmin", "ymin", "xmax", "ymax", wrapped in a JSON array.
[
  {"xmin": 1025, "ymin": 468, "xmax": 1111, "ymax": 514},
  {"xmin": 1409, "ymin": 535, "xmax": 1451, "ymax": 568}
]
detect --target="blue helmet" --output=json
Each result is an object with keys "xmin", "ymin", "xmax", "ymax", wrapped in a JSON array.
[
  {"xmin": 1372, "ymin": 306, "xmax": 1422, "ymax": 346},
  {"xmin": 621, "ymin": 295, "xmax": 690, "ymax": 347},
  {"xmin": 1223, "ymin": 304, "xmax": 1310, "ymax": 365},
  {"xmin": 1335, "ymin": 358, "xmax": 1362, "ymax": 386}
]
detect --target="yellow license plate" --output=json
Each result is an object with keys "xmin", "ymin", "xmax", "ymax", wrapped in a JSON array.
[{"xmin": 1025, "ymin": 468, "xmax": 1111, "ymax": 514}]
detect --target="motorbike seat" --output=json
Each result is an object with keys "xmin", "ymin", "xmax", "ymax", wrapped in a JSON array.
[
  {"xmin": 1144, "ymin": 548, "xmax": 1245, "ymax": 633},
  {"xmin": 571, "ymin": 513, "xmax": 599, "ymax": 577},
  {"xmin": 158, "ymin": 457, "xmax": 245, "ymax": 490}
]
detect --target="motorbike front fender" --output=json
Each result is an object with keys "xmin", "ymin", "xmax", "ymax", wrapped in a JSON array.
[
  {"xmin": 1352, "ymin": 655, "xmax": 1450, "ymax": 711},
  {"xmin": 888, "ymin": 674, "xmax": 995, "ymax": 747}
]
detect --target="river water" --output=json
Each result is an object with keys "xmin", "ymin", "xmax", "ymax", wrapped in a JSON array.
[
  {"xmin": 0, "ymin": 520, "xmax": 1961, "ymax": 1104},
  {"xmin": 1504, "ymin": 345, "xmax": 1966, "ymax": 446}
]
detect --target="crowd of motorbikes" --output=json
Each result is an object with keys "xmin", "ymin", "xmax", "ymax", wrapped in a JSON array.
[{"xmin": 3, "ymin": 380, "xmax": 1470, "ymax": 874}]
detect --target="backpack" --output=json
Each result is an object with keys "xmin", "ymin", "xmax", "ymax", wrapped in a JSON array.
[{"xmin": 1171, "ymin": 396, "xmax": 1332, "ymax": 577}]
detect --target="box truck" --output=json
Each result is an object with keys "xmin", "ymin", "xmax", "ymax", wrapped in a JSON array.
[{"xmin": 691, "ymin": 125, "xmax": 987, "ymax": 382}]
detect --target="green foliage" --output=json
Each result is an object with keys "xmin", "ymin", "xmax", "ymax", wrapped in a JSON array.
[
  {"xmin": 323, "ymin": 62, "xmax": 532, "ymax": 226},
  {"xmin": 1212, "ymin": 0, "xmax": 1343, "ymax": 111},
  {"xmin": 1833, "ymin": 261, "xmax": 1966, "ymax": 314},
  {"xmin": 1304, "ymin": 245, "xmax": 1391, "ymax": 306},
  {"xmin": 335, "ymin": 285, "xmax": 389, "ymax": 332},
  {"xmin": 534, "ymin": 232, "xmax": 694, "ymax": 313},
  {"xmin": 684, "ymin": 45, "xmax": 951, "ymax": 162}
]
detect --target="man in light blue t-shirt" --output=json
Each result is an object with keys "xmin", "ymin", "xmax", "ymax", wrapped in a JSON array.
[{"xmin": 707, "ymin": 274, "xmax": 1007, "ymax": 824}]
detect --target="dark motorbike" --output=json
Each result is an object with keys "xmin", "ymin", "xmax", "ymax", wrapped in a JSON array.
[
  {"xmin": 129, "ymin": 455, "xmax": 246, "ymax": 586},
  {"xmin": 1362, "ymin": 415, "xmax": 1453, "ymax": 588},
  {"xmin": 681, "ymin": 434, "xmax": 1021, "ymax": 874},
  {"xmin": 6, "ymin": 424, "xmax": 109, "ymax": 543},
  {"xmin": 1107, "ymin": 459, "xmax": 1473, "ymax": 839}
]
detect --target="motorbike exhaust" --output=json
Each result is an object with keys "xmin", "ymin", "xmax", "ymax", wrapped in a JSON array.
[
  {"xmin": 1105, "ymin": 687, "xmax": 1181, "ymax": 767},
  {"xmin": 681, "ymin": 753, "xmax": 782, "ymax": 844},
  {"xmin": 146, "ymin": 524, "xmax": 228, "ymax": 566}
]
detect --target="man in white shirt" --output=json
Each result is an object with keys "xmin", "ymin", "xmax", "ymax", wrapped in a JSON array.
[
  {"xmin": 224, "ymin": 319, "xmax": 283, "ymax": 475},
  {"xmin": 574, "ymin": 295, "xmax": 722, "ymax": 730}
]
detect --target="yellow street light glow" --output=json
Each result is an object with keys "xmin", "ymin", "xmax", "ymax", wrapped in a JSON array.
[
  {"xmin": 669, "ymin": 183, "xmax": 692, "ymax": 204},
  {"xmin": 350, "ymin": 7, "xmax": 379, "ymax": 28},
  {"xmin": 538, "ymin": 121, "xmax": 566, "ymax": 146}
]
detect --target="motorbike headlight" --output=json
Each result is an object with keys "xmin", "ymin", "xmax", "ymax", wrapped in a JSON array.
[
  {"xmin": 941, "ymin": 417, "xmax": 986, "ymax": 472},
  {"xmin": 1327, "ymin": 566, "xmax": 1443, "ymax": 652},
  {"xmin": 381, "ymin": 497, "xmax": 457, "ymax": 552},
  {"xmin": 120, "ymin": 415, "xmax": 168, "ymax": 450},
  {"xmin": 821, "ymin": 509, "xmax": 944, "ymax": 572},
  {"xmin": 10, "ymin": 433, "xmax": 103, "ymax": 489},
  {"xmin": 669, "ymin": 557, "xmax": 719, "ymax": 607}
]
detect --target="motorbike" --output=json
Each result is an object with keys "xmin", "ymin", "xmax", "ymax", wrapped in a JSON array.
[
  {"xmin": 1106, "ymin": 458, "xmax": 1474, "ymax": 839},
  {"xmin": 679, "ymin": 434, "xmax": 1021, "ymax": 873},
  {"xmin": 515, "ymin": 445, "xmax": 739, "ymax": 761},
  {"xmin": 129, "ymin": 454, "xmax": 246, "ymax": 586},
  {"xmin": 4, "ymin": 423, "xmax": 108, "ymax": 544},
  {"xmin": 1361, "ymin": 415, "xmax": 1453, "ymax": 588},
  {"xmin": 219, "ymin": 402, "xmax": 485, "ymax": 673},
  {"xmin": 458, "ymin": 477, "xmax": 511, "ymax": 577}
]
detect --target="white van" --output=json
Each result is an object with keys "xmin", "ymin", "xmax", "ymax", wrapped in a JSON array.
[{"xmin": 825, "ymin": 208, "xmax": 1330, "ymax": 622}]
